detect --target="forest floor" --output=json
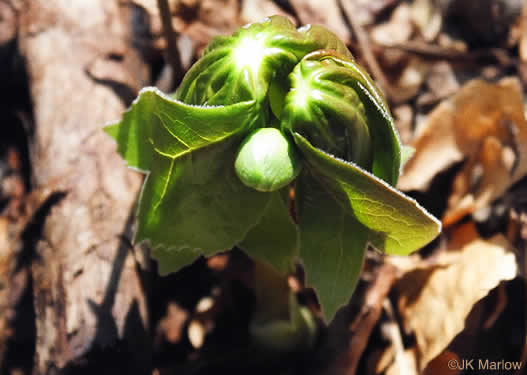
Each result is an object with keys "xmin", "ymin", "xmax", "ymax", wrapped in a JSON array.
[{"xmin": 0, "ymin": 0, "xmax": 526, "ymax": 374}]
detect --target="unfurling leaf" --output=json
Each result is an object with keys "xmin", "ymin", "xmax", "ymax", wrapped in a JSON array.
[
  {"xmin": 175, "ymin": 16, "xmax": 335, "ymax": 106},
  {"xmin": 282, "ymin": 50, "xmax": 401, "ymax": 184}
]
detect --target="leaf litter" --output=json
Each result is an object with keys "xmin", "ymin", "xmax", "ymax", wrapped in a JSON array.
[
  {"xmin": 130, "ymin": 1, "xmax": 527, "ymax": 373},
  {"xmin": 17, "ymin": 0, "xmax": 524, "ymax": 373}
]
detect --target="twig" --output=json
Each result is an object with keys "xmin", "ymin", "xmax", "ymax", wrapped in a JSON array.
[
  {"xmin": 327, "ymin": 263, "xmax": 398, "ymax": 375},
  {"xmin": 339, "ymin": 0, "xmax": 417, "ymax": 104},
  {"xmin": 381, "ymin": 299, "xmax": 417, "ymax": 375},
  {"xmin": 380, "ymin": 41, "xmax": 514, "ymax": 66},
  {"xmin": 156, "ymin": 0, "xmax": 184, "ymax": 87}
]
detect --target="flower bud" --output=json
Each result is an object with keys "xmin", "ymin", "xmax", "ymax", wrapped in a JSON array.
[{"xmin": 235, "ymin": 128, "xmax": 302, "ymax": 192}]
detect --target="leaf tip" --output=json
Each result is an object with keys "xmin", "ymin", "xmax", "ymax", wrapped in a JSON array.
[{"xmin": 103, "ymin": 122, "xmax": 119, "ymax": 141}]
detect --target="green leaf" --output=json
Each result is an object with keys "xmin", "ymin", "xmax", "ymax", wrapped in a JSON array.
[
  {"xmin": 104, "ymin": 87, "xmax": 262, "ymax": 170},
  {"xmin": 145, "ymin": 141, "xmax": 271, "ymax": 274},
  {"xmin": 296, "ymin": 172, "xmax": 368, "ymax": 321},
  {"xmin": 294, "ymin": 133, "xmax": 441, "ymax": 256},
  {"xmin": 105, "ymin": 87, "xmax": 274, "ymax": 274},
  {"xmin": 282, "ymin": 51, "xmax": 439, "ymax": 319},
  {"xmin": 239, "ymin": 191, "xmax": 298, "ymax": 274}
]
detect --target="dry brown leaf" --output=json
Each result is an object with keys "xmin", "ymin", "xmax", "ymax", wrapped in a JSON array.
[
  {"xmin": 521, "ymin": 4, "xmax": 527, "ymax": 62},
  {"xmin": 385, "ymin": 347, "xmax": 419, "ymax": 375},
  {"xmin": 416, "ymin": 61, "xmax": 459, "ymax": 107},
  {"xmin": 176, "ymin": 0, "xmax": 239, "ymax": 52},
  {"xmin": 394, "ymin": 56, "xmax": 430, "ymax": 95},
  {"xmin": 240, "ymin": 0, "xmax": 293, "ymax": 25},
  {"xmin": 398, "ymin": 78, "xmax": 527, "ymax": 227},
  {"xmin": 345, "ymin": 0, "xmax": 400, "ymax": 26},
  {"xmin": 289, "ymin": 0, "xmax": 350, "ymax": 44},
  {"xmin": 370, "ymin": 3, "xmax": 413, "ymax": 46},
  {"xmin": 395, "ymin": 224, "xmax": 518, "ymax": 370},
  {"xmin": 397, "ymin": 98, "xmax": 461, "ymax": 191},
  {"xmin": 393, "ymin": 105, "xmax": 414, "ymax": 145},
  {"xmin": 410, "ymin": 0, "xmax": 443, "ymax": 41},
  {"xmin": 132, "ymin": 0, "xmax": 241, "ymax": 55},
  {"xmin": 195, "ymin": 0, "xmax": 239, "ymax": 32}
]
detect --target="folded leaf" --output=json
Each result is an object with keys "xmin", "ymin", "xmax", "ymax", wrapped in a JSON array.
[
  {"xmin": 282, "ymin": 51, "xmax": 401, "ymax": 185},
  {"xmin": 174, "ymin": 16, "xmax": 356, "ymax": 109},
  {"xmin": 294, "ymin": 133, "xmax": 441, "ymax": 256},
  {"xmin": 105, "ymin": 87, "xmax": 262, "ymax": 170},
  {"xmin": 297, "ymin": 24, "xmax": 353, "ymax": 60},
  {"xmin": 175, "ymin": 16, "xmax": 317, "ymax": 106}
]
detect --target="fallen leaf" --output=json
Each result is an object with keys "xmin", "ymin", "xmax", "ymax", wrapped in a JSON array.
[
  {"xmin": 289, "ymin": 0, "xmax": 350, "ymax": 44},
  {"xmin": 343, "ymin": 0, "xmax": 400, "ymax": 27},
  {"xmin": 397, "ymin": 97, "xmax": 461, "ymax": 192},
  {"xmin": 393, "ymin": 104, "xmax": 414, "ymax": 145},
  {"xmin": 395, "ymin": 223, "xmax": 518, "ymax": 370},
  {"xmin": 416, "ymin": 61, "xmax": 459, "ymax": 108},
  {"xmin": 410, "ymin": 0, "xmax": 443, "ymax": 41},
  {"xmin": 394, "ymin": 56, "xmax": 430, "ymax": 96},
  {"xmin": 179, "ymin": 0, "xmax": 240, "ymax": 51},
  {"xmin": 520, "ymin": 4, "xmax": 527, "ymax": 62},
  {"xmin": 240, "ymin": 0, "xmax": 293, "ymax": 25},
  {"xmin": 370, "ymin": 3, "xmax": 413, "ymax": 46},
  {"xmin": 398, "ymin": 78, "xmax": 527, "ymax": 227},
  {"xmin": 195, "ymin": 0, "xmax": 239, "ymax": 33},
  {"xmin": 385, "ymin": 347, "xmax": 418, "ymax": 375}
]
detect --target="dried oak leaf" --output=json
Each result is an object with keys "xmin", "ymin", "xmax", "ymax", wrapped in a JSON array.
[
  {"xmin": 394, "ymin": 222, "xmax": 518, "ymax": 370},
  {"xmin": 398, "ymin": 78, "xmax": 527, "ymax": 227}
]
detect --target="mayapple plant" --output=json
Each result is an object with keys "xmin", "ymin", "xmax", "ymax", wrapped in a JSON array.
[{"xmin": 105, "ymin": 16, "xmax": 441, "ymax": 345}]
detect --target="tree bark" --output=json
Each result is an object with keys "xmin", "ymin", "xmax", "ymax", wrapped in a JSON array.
[{"xmin": 16, "ymin": 0, "xmax": 151, "ymax": 373}]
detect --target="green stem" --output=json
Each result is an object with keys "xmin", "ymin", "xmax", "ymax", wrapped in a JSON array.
[{"xmin": 249, "ymin": 259, "xmax": 318, "ymax": 352}]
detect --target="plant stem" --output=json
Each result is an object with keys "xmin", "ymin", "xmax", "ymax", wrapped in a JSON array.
[{"xmin": 249, "ymin": 259, "xmax": 318, "ymax": 351}]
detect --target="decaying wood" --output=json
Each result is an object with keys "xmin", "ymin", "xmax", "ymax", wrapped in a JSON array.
[{"xmin": 16, "ymin": 0, "xmax": 151, "ymax": 373}]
